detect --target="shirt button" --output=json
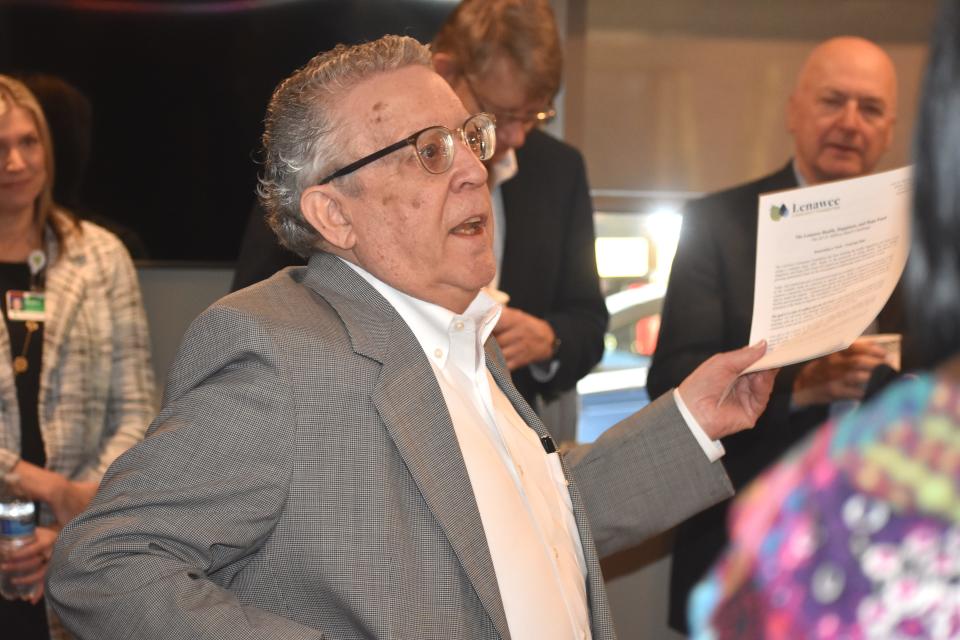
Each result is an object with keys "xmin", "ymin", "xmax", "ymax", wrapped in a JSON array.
[
  {"xmin": 454, "ymin": 321, "xmax": 464, "ymax": 331},
  {"xmin": 434, "ymin": 348, "xmax": 443, "ymax": 359}
]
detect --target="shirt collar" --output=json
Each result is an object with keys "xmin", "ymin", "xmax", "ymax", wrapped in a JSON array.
[
  {"xmin": 341, "ymin": 259, "xmax": 501, "ymax": 372},
  {"xmin": 791, "ymin": 158, "xmax": 808, "ymax": 187},
  {"xmin": 489, "ymin": 148, "xmax": 519, "ymax": 190}
]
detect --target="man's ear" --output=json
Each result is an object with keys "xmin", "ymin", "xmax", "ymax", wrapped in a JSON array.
[
  {"xmin": 432, "ymin": 52, "xmax": 461, "ymax": 85},
  {"xmin": 300, "ymin": 185, "xmax": 356, "ymax": 251}
]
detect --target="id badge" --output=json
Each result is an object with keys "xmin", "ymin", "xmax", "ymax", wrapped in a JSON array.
[{"xmin": 5, "ymin": 290, "xmax": 46, "ymax": 322}]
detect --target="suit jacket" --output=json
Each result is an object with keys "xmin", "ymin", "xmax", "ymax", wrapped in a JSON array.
[
  {"xmin": 499, "ymin": 130, "xmax": 608, "ymax": 409},
  {"xmin": 230, "ymin": 203, "xmax": 304, "ymax": 292},
  {"xmin": 0, "ymin": 214, "xmax": 154, "ymax": 489},
  {"xmin": 49, "ymin": 252, "xmax": 731, "ymax": 640},
  {"xmin": 230, "ymin": 130, "xmax": 608, "ymax": 422},
  {"xmin": 647, "ymin": 162, "xmax": 904, "ymax": 631},
  {"xmin": 0, "ymin": 214, "xmax": 155, "ymax": 640}
]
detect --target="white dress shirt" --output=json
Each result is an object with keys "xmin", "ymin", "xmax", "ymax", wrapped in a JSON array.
[
  {"xmin": 347, "ymin": 260, "xmax": 591, "ymax": 640},
  {"xmin": 489, "ymin": 149, "xmax": 519, "ymax": 291},
  {"xmin": 343, "ymin": 259, "xmax": 723, "ymax": 638}
]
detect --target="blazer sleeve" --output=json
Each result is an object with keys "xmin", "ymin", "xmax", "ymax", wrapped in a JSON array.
[
  {"xmin": 82, "ymin": 232, "xmax": 157, "ymax": 480},
  {"xmin": 535, "ymin": 148, "xmax": 609, "ymax": 397},
  {"xmin": 47, "ymin": 305, "xmax": 324, "ymax": 640},
  {"xmin": 563, "ymin": 393, "xmax": 733, "ymax": 558}
]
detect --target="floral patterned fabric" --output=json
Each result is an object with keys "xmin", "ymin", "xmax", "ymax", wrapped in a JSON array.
[{"xmin": 690, "ymin": 374, "xmax": 960, "ymax": 639}]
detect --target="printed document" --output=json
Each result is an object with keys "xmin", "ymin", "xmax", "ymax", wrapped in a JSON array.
[{"xmin": 744, "ymin": 166, "xmax": 911, "ymax": 373}]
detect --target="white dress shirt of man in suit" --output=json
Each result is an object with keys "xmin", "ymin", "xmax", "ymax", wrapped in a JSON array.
[{"xmin": 47, "ymin": 36, "xmax": 776, "ymax": 640}]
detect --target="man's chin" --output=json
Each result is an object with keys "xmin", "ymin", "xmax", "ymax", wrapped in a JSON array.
[
  {"xmin": 463, "ymin": 263, "xmax": 496, "ymax": 293},
  {"xmin": 816, "ymin": 159, "xmax": 866, "ymax": 182}
]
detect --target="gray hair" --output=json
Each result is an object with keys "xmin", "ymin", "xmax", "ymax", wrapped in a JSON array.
[{"xmin": 258, "ymin": 35, "xmax": 432, "ymax": 257}]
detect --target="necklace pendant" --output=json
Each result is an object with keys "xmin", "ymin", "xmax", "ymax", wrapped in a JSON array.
[{"xmin": 12, "ymin": 356, "xmax": 28, "ymax": 374}]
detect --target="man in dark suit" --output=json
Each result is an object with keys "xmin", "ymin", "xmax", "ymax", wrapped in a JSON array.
[
  {"xmin": 647, "ymin": 36, "xmax": 901, "ymax": 632},
  {"xmin": 232, "ymin": 0, "xmax": 607, "ymax": 441},
  {"xmin": 48, "ymin": 35, "xmax": 777, "ymax": 640},
  {"xmin": 431, "ymin": 0, "xmax": 607, "ymax": 438}
]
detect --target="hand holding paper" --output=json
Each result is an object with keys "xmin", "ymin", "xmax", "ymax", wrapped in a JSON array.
[
  {"xmin": 678, "ymin": 341, "xmax": 778, "ymax": 440},
  {"xmin": 791, "ymin": 337, "xmax": 888, "ymax": 407},
  {"xmin": 745, "ymin": 166, "xmax": 911, "ymax": 373}
]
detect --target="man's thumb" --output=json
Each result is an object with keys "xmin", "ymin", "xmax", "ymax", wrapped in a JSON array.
[{"xmin": 722, "ymin": 340, "xmax": 768, "ymax": 373}]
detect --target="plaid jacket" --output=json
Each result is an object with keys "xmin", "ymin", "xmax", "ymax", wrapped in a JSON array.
[
  {"xmin": 1, "ymin": 213, "xmax": 155, "ymax": 640},
  {"xmin": 0, "ymin": 212, "xmax": 155, "ymax": 512}
]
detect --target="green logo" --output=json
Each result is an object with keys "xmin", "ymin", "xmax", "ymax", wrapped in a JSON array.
[{"xmin": 770, "ymin": 203, "xmax": 789, "ymax": 221}]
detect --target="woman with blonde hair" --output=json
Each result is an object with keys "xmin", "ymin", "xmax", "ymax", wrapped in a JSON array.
[{"xmin": 0, "ymin": 75, "xmax": 154, "ymax": 638}]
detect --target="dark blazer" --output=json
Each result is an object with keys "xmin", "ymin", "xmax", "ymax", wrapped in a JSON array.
[
  {"xmin": 647, "ymin": 162, "xmax": 904, "ymax": 631},
  {"xmin": 230, "ymin": 204, "xmax": 304, "ymax": 292},
  {"xmin": 48, "ymin": 252, "xmax": 733, "ymax": 639},
  {"xmin": 231, "ymin": 130, "xmax": 608, "ymax": 417},
  {"xmin": 499, "ymin": 130, "xmax": 609, "ymax": 407}
]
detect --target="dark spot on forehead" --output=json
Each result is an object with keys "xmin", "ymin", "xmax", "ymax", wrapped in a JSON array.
[
  {"xmin": 410, "ymin": 197, "xmax": 422, "ymax": 210},
  {"xmin": 369, "ymin": 101, "xmax": 390, "ymax": 127}
]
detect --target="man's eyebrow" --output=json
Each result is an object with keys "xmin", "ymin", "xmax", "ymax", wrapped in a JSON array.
[{"xmin": 818, "ymin": 88, "xmax": 887, "ymax": 103}]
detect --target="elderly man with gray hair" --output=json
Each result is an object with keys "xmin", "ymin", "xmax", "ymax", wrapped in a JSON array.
[{"xmin": 47, "ymin": 35, "xmax": 775, "ymax": 640}]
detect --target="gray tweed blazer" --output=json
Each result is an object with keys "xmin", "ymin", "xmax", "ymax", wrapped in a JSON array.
[{"xmin": 47, "ymin": 251, "xmax": 732, "ymax": 640}]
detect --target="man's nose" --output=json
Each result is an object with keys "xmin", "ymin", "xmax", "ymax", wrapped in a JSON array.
[
  {"xmin": 451, "ymin": 137, "xmax": 489, "ymax": 190},
  {"xmin": 838, "ymin": 99, "xmax": 863, "ymax": 130}
]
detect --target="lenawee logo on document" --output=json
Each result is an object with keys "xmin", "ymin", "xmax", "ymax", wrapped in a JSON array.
[{"xmin": 769, "ymin": 198, "xmax": 840, "ymax": 221}]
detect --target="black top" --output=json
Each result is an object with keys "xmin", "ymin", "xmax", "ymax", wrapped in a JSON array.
[
  {"xmin": 0, "ymin": 261, "xmax": 45, "ymax": 467},
  {"xmin": 0, "ymin": 261, "xmax": 49, "ymax": 636}
]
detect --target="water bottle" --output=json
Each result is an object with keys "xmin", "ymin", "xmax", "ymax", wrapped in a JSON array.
[{"xmin": 0, "ymin": 496, "xmax": 38, "ymax": 600}]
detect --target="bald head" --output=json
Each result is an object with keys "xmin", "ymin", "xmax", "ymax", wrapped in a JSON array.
[{"xmin": 788, "ymin": 36, "xmax": 898, "ymax": 184}]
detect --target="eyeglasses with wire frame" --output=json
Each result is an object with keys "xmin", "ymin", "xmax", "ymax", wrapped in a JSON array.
[
  {"xmin": 462, "ymin": 74, "xmax": 557, "ymax": 129},
  {"xmin": 317, "ymin": 112, "xmax": 497, "ymax": 185}
]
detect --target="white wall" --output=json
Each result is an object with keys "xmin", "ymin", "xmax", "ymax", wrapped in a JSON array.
[{"xmin": 137, "ymin": 264, "xmax": 233, "ymax": 399}]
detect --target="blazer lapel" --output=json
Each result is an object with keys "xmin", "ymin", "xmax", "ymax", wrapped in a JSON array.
[
  {"xmin": 39, "ymin": 229, "xmax": 87, "ymax": 402},
  {"xmin": 302, "ymin": 254, "xmax": 511, "ymax": 640}
]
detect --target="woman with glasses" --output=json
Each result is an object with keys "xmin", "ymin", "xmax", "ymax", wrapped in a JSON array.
[{"xmin": 0, "ymin": 75, "xmax": 154, "ymax": 639}]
